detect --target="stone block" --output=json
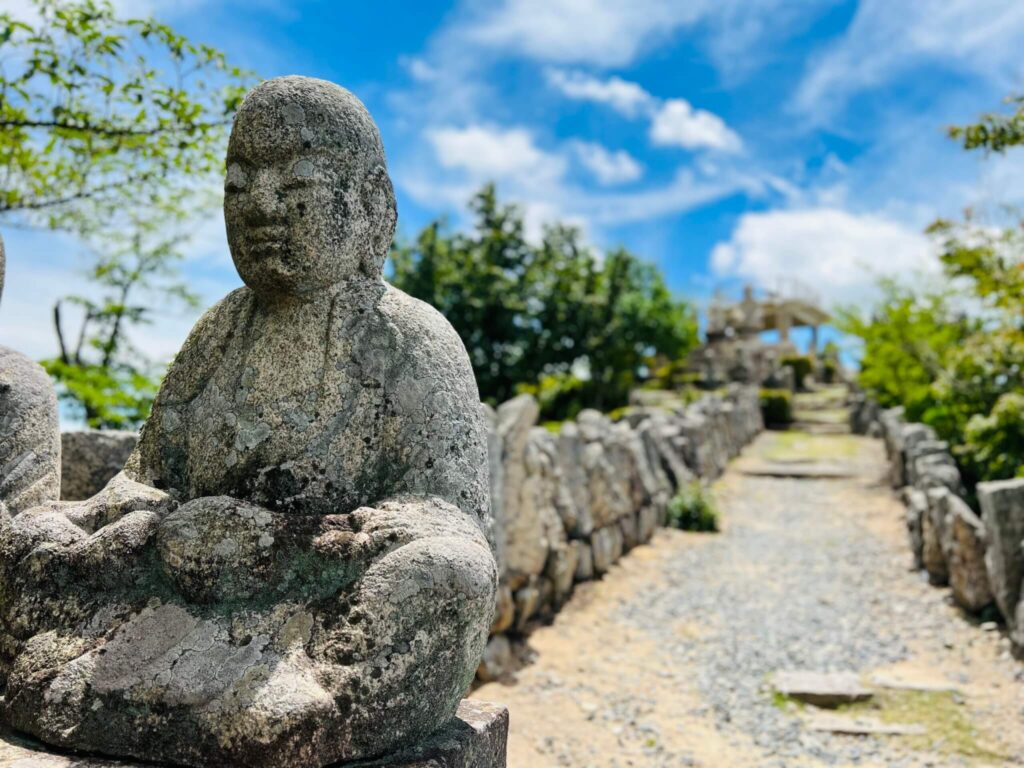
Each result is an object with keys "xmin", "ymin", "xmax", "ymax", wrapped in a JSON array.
[
  {"xmin": 477, "ymin": 636, "xmax": 513, "ymax": 683},
  {"xmin": 979, "ymin": 478, "xmax": 1024, "ymax": 637},
  {"xmin": 0, "ymin": 700, "xmax": 509, "ymax": 768},
  {"xmin": 572, "ymin": 539, "xmax": 594, "ymax": 581},
  {"xmin": 60, "ymin": 430, "xmax": 138, "ymax": 500},
  {"xmin": 946, "ymin": 495, "xmax": 993, "ymax": 613},
  {"xmin": 490, "ymin": 584, "xmax": 515, "ymax": 635},
  {"xmin": 904, "ymin": 488, "xmax": 927, "ymax": 569},
  {"xmin": 591, "ymin": 527, "xmax": 614, "ymax": 575},
  {"xmin": 921, "ymin": 488, "xmax": 951, "ymax": 585}
]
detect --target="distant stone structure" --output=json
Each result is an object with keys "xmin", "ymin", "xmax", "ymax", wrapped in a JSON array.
[
  {"xmin": 0, "ymin": 234, "xmax": 61, "ymax": 514},
  {"xmin": 0, "ymin": 77, "xmax": 499, "ymax": 768},
  {"xmin": 692, "ymin": 284, "xmax": 831, "ymax": 388}
]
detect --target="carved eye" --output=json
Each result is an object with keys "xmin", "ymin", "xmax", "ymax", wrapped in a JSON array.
[{"xmin": 225, "ymin": 163, "xmax": 248, "ymax": 193}]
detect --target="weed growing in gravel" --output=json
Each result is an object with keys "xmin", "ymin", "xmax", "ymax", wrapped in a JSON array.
[
  {"xmin": 839, "ymin": 689, "xmax": 1007, "ymax": 762},
  {"xmin": 667, "ymin": 482, "xmax": 719, "ymax": 532}
]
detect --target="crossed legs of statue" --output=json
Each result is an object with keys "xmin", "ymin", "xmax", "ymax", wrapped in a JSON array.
[{"xmin": 0, "ymin": 491, "xmax": 495, "ymax": 767}]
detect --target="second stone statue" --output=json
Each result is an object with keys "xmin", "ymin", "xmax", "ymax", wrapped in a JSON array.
[{"xmin": 0, "ymin": 76, "xmax": 498, "ymax": 768}]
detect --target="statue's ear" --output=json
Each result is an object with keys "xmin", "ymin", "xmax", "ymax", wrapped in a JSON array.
[{"xmin": 360, "ymin": 164, "xmax": 397, "ymax": 276}]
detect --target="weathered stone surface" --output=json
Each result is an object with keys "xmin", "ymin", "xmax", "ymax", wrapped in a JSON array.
[
  {"xmin": 0, "ymin": 350, "xmax": 61, "ymax": 515},
  {"xmin": 979, "ymin": 478, "xmax": 1024, "ymax": 640},
  {"xmin": 637, "ymin": 414, "xmax": 692, "ymax": 492},
  {"xmin": 904, "ymin": 488, "xmax": 927, "ymax": 569},
  {"xmin": 0, "ymin": 700, "xmax": 509, "ymax": 768},
  {"xmin": 513, "ymin": 584, "xmax": 540, "ymax": 631},
  {"xmin": 921, "ymin": 488, "xmax": 951, "ymax": 585},
  {"xmin": 619, "ymin": 510, "xmax": 639, "ymax": 551},
  {"xmin": 0, "ymin": 77, "xmax": 498, "ymax": 768},
  {"xmin": 773, "ymin": 670, "xmax": 873, "ymax": 708},
  {"xmin": 556, "ymin": 423, "xmax": 592, "ymax": 538},
  {"xmin": 60, "ymin": 430, "xmax": 138, "ymax": 501},
  {"xmin": 591, "ymin": 527, "xmax": 614, "ymax": 575},
  {"xmin": 946, "ymin": 495, "xmax": 993, "ymax": 613},
  {"xmin": 890, "ymin": 423, "xmax": 936, "ymax": 489},
  {"xmin": 490, "ymin": 584, "xmax": 515, "ymax": 635},
  {"xmin": 545, "ymin": 541, "xmax": 578, "ymax": 608},
  {"xmin": 476, "ymin": 635, "xmax": 512, "ymax": 682},
  {"xmin": 482, "ymin": 404, "xmax": 506, "ymax": 579},
  {"xmin": 0, "ymin": 234, "xmax": 61, "ymax": 515},
  {"xmin": 849, "ymin": 393, "xmax": 879, "ymax": 435},
  {"xmin": 495, "ymin": 395, "xmax": 542, "ymax": 586},
  {"xmin": 637, "ymin": 505, "xmax": 658, "ymax": 544},
  {"xmin": 572, "ymin": 539, "xmax": 593, "ymax": 581}
]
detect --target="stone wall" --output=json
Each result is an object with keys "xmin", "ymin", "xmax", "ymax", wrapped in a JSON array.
[
  {"xmin": 59, "ymin": 430, "xmax": 138, "ymax": 500},
  {"xmin": 871, "ymin": 405, "xmax": 1024, "ymax": 656},
  {"xmin": 478, "ymin": 384, "xmax": 764, "ymax": 679},
  {"xmin": 56, "ymin": 387, "xmax": 764, "ymax": 683}
]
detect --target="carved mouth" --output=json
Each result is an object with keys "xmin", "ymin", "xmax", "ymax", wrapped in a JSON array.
[{"xmin": 249, "ymin": 225, "xmax": 288, "ymax": 246}]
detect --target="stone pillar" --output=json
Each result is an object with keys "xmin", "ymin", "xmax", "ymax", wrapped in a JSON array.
[
  {"xmin": 809, "ymin": 324, "xmax": 819, "ymax": 355},
  {"xmin": 777, "ymin": 308, "xmax": 791, "ymax": 343}
]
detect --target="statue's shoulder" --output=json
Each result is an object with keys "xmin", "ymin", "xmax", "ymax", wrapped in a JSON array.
[
  {"xmin": 377, "ymin": 283, "xmax": 473, "ymax": 374},
  {"xmin": 0, "ymin": 346, "xmax": 55, "ymax": 401},
  {"xmin": 173, "ymin": 287, "xmax": 253, "ymax": 360},
  {"xmin": 159, "ymin": 287, "xmax": 254, "ymax": 400}
]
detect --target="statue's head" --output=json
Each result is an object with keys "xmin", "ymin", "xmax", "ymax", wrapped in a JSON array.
[{"xmin": 224, "ymin": 76, "xmax": 397, "ymax": 298}]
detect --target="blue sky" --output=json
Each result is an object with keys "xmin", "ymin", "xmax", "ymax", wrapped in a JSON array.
[{"xmin": 3, "ymin": 0, "xmax": 1024, "ymax": 364}]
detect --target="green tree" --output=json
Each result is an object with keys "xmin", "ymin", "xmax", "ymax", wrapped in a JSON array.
[
  {"xmin": 0, "ymin": 0, "xmax": 248, "ymax": 233},
  {"xmin": 391, "ymin": 184, "xmax": 697, "ymax": 416},
  {"xmin": 0, "ymin": 0, "xmax": 251, "ymax": 426},
  {"xmin": 949, "ymin": 94, "xmax": 1024, "ymax": 153},
  {"xmin": 41, "ymin": 197, "xmax": 202, "ymax": 427},
  {"xmin": 841, "ymin": 91, "xmax": 1024, "ymax": 484}
]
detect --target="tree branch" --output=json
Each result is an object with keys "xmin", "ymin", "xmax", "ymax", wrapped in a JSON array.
[
  {"xmin": 0, "ymin": 118, "xmax": 230, "ymax": 137},
  {"xmin": 53, "ymin": 301, "xmax": 69, "ymax": 364}
]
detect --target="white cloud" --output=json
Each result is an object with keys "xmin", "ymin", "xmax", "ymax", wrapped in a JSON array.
[
  {"xmin": 459, "ymin": 0, "xmax": 711, "ymax": 67},
  {"xmin": 650, "ymin": 99, "xmax": 742, "ymax": 153},
  {"xmin": 543, "ymin": 70, "xmax": 742, "ymax": 154},
  {"xmin": 795, "ymin": 0, "xmax": 1024, "ymax": 118},
  {"xmin": 710, "ymin": 208, "xmax": 937, "ymax": 308},
  {"xmin": 426, "ymin": 125, "xmax": 566, "ymax": 182},
  {"xmin": 569, "ymin": 141, "xmax": 643, "ymax": 185},
  {"xmin": 545, "ymin": 69, "xmax": 655, "ymax": 117},
  {"xmin": 401, "ymin": 56, "xmax": 438, "ymax": 83}
]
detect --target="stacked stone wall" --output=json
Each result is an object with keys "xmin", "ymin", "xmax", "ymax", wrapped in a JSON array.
[
  {"xmin": 864, "ymin": 403, "xmax": 1024, "ymax": 656},
  {"xmin": 478, "ymin": 384, "xmax": 763, "ymax": 679}
]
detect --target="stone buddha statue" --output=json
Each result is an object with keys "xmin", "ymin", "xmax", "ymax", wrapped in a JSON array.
[
  {"xmin": 0, "ymin": 235, "xmax": 61, "ymax": 515},
  {"xmin": 0, "ymin": 76, "xmax": 497, "ymax": 768}
]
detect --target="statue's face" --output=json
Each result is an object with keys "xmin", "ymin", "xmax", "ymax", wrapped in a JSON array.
[{"xmin": 224, "ymin": 116, "xmax": 365, "ymax": 297}]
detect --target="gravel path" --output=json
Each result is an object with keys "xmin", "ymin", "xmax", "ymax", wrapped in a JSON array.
[{"xmin": 474, "ymin": 430, "xmax": 1024, "ymax": 767}]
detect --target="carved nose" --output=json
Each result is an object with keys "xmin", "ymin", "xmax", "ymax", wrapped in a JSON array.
[{"xmin": 247, "ymin": 169, "xmax": 285, "ymax": 222}]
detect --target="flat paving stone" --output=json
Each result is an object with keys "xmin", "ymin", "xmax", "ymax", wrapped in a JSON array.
[{"xmin": 773, "ymin": 670, "xmax": 873, "ymax": 707}]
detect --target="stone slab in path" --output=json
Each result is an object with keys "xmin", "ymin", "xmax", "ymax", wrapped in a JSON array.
[
  {"xmin": 805, "ymin": 714, "xmax": 925, "ymax": 736},
  {"xmin": 773, "ymin": 670, "xmax": 873, "ymax": 708},
  {"xmin": 0, "ymin": 700, "xmax": 508, "ymax": 768},
  {"xmin": 740, "ymin": 461, "xmax": 857, "ymax": 479}
]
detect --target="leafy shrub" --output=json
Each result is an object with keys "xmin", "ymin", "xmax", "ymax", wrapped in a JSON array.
[
  {"xmin": 822, "ymin": 359, "xmax": 839, "ymax": 384},
  {"xmin": 516, "ymin": 372, "xmax": 587, "ymax": 422},
  {"xmin": 781, "ymin": 355, "xmax": 813, "ymax": 389},
  {"xmin": 759, "ymin": 388, "xmax": 794, "ymax": 427},
  {"xmin": 667, "ymin": 482, "xmax": 719, "ymax": 532},
  {"xmin": 957, "ymin": 392, "xmax": 1024, "ymax": 482}
]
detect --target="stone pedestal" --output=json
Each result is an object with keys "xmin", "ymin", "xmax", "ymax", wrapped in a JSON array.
[{"xmin": 0, "ymin": 699, "xmax": 508, "ymax": 768}]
